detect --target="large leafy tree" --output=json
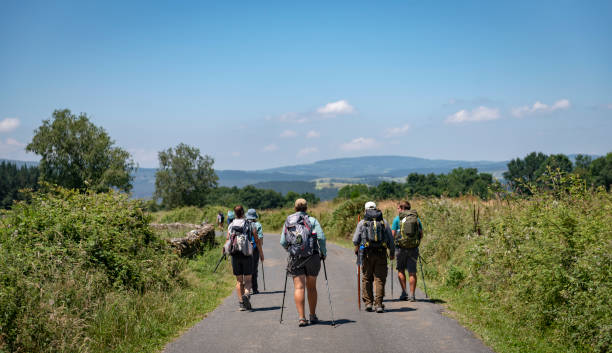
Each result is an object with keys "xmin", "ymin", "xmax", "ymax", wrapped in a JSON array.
[
  {"xmin": 503, "ymin": 152, "xmax": 548, "ymax": 193},
  {"xmin": 26, "ymin": 109, "xmax": 135, "ymax": 192},
  {"xmin": 590, "ymin": 152, "xmax": 612, "ymax": 190},
  {"xmin": 154, "ymin": 143, "xmax": 218, "ymax": 208}
]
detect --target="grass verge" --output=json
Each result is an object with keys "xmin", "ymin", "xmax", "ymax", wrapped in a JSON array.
[{"xmin": 90, "ymin": 239, "xmax": 235, "ymax": 353}]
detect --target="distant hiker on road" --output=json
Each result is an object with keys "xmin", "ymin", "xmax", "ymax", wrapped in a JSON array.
[
  {"xmin": 227, "ymin": 210, "xmax": 235, "ymax": 228},
  {"xmin": 353, "ymin": 201, "xmax": 395, "ymax": 312},
  {"xmin": 246, "ymin": 208, "xmax": 264, "ymax": 295},
  {"xmin": 280, "ymin": 198, "xmax": 327, "ymax": 327},
  {"xmin": 224, "ymin": 205, "xmax": 264, "ymax": 311},
  {"xmin": 392, "ymin": 200, "xmax": 423, "ymax": 302},
  {"xmin": 217, "ymin": 211, "xmax": 224, "ymax": 230}
]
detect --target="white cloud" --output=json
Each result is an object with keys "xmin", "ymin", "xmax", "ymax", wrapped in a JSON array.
[
  {"xmin": 262, "ymin": 144, "xmax": 278, "ymax": 152},
  {"xmin": 297, "ymin": 147, "xmax": 318, "ymax": 157},
  {"xmin": 306, "ymin": 130, "xmax": 320, "ymax": 139},
  {"xmin": 278, "ymin": 112, "xmax": 308, "ymax": 124},
  {"xmin": 316, "ymin": 100, "xmax": 355, "ymax": 115},
  {"xmin": 231, "ymin": 151, "xmax": 240, "ymax": 157},
  {"xmin": 385, "ymin": 124, "xmax": 411, "ymax": 137},
  {"xmin": 0, "ymin": 118, "xmax": 20, "ymax": 133},
  {"xmin": 512, "ymin": 99, "xmax": 571, "ymax": 117},
  {"xmin": 280, "ymin": 129, "xmax": 297, "ymax": 138},
  {"xmin": 0, "ymin": 138, "xmax": 36, "ymax": 161},
  {"xmin": 446, "ymin": 106, "xmax": 500, "ymax": 124},
  {"xmin": 341, "ymin": 137, "xmax": 378, "ymax": 151},
  {"xmin": 127, "ymin": 148, "xmax": 158, "ymax": 167},
  {"xmin": 5, "ymin": 138, "xmax": 24, "ymax": 147}
]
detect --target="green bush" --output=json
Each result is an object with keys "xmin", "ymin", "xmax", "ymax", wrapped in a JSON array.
[
  {"xmin": 0, "ymin": 186, "xmax": 184, "ymax": 352},
  {"xmin": 418, "ymin": 174, "xmax": 612, "ymax": 352}
]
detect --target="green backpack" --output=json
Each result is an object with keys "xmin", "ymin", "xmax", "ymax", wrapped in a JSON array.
[{"xmin": 396, "ymin": 210, "xmax": 421, "ymax": 249}]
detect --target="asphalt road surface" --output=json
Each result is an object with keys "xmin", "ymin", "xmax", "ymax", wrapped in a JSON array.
[{"xmin": 164, "ymin": 234, "xmax": 493, "ymax": 353}]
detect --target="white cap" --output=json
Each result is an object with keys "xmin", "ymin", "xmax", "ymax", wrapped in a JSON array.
[{"xmin": 365, "ymin": 201, "xmax": 377, "ymax": 210}]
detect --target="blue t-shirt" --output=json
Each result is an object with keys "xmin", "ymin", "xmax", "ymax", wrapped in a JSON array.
[{"xmin": 391, "ymin": 215, "xmax": 423, "ymax": 232}]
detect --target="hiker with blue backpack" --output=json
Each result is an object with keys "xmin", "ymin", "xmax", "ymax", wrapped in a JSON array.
[
  {"xmin": 246, "ymin": 208, "xmax": 264, "ymax": 295},
  {"xmin": 392, "ymin": 200, "xmax": 423, "ymax": 302},
  {"xmin": 280, "ymin": 198, "xmax": 327, "ymax": 327},
  {"xmin": 223, "ymin": 205, "xmax": 264, "ymax": 311},
  {"xmin": 353, "ymin": 201, "xmax": 395, "ymax": 313}
]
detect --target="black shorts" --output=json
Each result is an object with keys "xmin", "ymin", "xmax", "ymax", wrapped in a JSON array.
[
  {"xmin": 231, "ymin": 254, "xmax": 254, "ymax": 276},
  {"xmin": 395, "ymin": 247, "xmax": 419, "ymax": 273},
  {"xmin": 287, "ymin": 253, "xmax": 321, "ymax": 277}
]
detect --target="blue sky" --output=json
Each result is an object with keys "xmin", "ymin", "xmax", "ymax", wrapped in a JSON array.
[{"xmin": 1, "ymin": 0, "xmax": 611, "ymax": 169}]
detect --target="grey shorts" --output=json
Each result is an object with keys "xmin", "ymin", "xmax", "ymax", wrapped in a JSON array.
[
  {"xmin": 288, "ymin": 253, "xmax": 321, "ymax": 277},
  {"xmin": 396, "ymin": 247, "xmax": 419, "ymax": 273}
]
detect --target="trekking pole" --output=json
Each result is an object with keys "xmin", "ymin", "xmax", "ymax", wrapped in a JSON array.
[
  {"xmin": 261, "ymin": 261, "xmax": 266, "ymax": 291},
  {"xmin": 390, "ymin": 257, "xmax": 394, "ymax": 298},
  {"xmin": 321, "ymin": 254, "xmax": 336, "ymax": 326},
  {"xmin": 418, "ymin": 255, "xmax": 429, "ymax": 299},
  {"xmin": 279, "ymin": 268, "xmax": 288, "ymax": 324},
  {"xmin": 213, "ymin": 253, "xmax": 226, "ymax": 273}
]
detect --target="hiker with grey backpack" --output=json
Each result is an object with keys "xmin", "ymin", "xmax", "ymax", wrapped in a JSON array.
[
  {"xmin": 352, "ymin": 201, "xmax": 395, "ymax": 313},
  {"xmin": 224, "ymin": 205, "xmax": 264, "ymax": 311},
  {"xmin": 391, "ymin": 200, "xmax": 423, "ymax": 302},
  {"xmin": 280, "ymin": 198, "xmax": 328, "ymax": 327}
]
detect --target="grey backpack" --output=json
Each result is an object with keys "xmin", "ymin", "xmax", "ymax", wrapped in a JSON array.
[
  {"xmin": 283, "ymin": 213, "xmax": 317, "ymax": 258},
  {"xmin": 226, "ymin": 219, "xmax": 254, "ymax": 256}
]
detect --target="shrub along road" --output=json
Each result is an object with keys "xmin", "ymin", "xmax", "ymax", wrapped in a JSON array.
[{"xmin": 164, "ymin": 234, "xmax": 493, "ymax": 353}]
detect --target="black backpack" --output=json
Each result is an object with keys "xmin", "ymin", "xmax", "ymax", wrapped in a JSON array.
[{"xmin": 361, "ymin": 209, "xmax": 385, "ymax": 248}]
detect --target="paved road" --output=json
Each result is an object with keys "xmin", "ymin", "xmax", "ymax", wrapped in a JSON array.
[{"xmin": 164, "ymin": 234, "xmax": 493, "ymax": 353}]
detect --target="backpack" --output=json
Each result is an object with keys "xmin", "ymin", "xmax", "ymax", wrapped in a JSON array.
[
  {"xmin": 225, "ymin": 219, "xmax": 254, "ymax": 256},
  {"xmin": 396, "ymin": 210, "xmax": 421, "ymax": 249},
  {"xmin": 283, "ymin": 212, "xmax": 318, "ymax": 258},
  {"xmin": 361, "ymin": 209, "xmax": 385, "ymax": 248}
]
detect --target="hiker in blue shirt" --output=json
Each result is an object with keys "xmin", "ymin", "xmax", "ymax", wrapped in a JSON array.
[
  {"xmin": 280, "ymin": 198, "xmax": 327, "ymax": 327},
  {"xmin": 246, "ymin": 208, "xmax": 264, "ymax": 295},
  {"xmin": 391, "ymin": 200, "xmax": 423, "ymax": 302}
]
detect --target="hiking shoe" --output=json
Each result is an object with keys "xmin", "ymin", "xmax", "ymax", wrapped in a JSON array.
[
  {"xmin": 298, "ymin": 318, "xmax": 308, "ymax": 327},
  {"xmin": 376, "ymin": 306, "xmax": 385, "ymax": 313},
  {"xmin": 242, "ymin": 295, "xmax": 252, "ymax": 310},
  {"xmin": 365, "ymin": 304, "xmax": 373, "ymax": 312},
  {"xmin": 399, "ymin": 292, "xmax": 408, "ymax": 301},
  {"xmin": 409, "ymin": 294, "xmax": 416, "ymax": 302},
  {"xmin": 248, "ymin": 288, "xmax": 254, "ymax": 295},
  {"xmin": 239, "ymin": 302, "xmax": 246, "ymax": 311},
  {"xmin": 309, "ymin": 314, "xmax": 319, "ymax": 324}
]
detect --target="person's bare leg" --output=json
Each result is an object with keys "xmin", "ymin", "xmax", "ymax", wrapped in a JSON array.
[
  {"xmin": 409, "ymin": 273, "xmax": 417, "ymax": 296},
  {"xmin": 293, "ymin": 275, "xmax": 306, "ymax": 319},
  {"xmin": 306, "ymin": 275, "xmax": 318, "ymax": 316},
  {"xmin": 398, "ymin": 270, "xmax": 407, "ymax": 293},
  {"xmin": 244, "ymin": 274, "xmax": 252, "ymax": 293},
  {"xmin": 236, "ymin": 275, "xmax": 244, "ymax": 301}
]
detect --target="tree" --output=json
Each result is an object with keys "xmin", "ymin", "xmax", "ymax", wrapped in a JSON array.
[
  {"xmin": 574, "ymin": 154, "xmax": 593, "ymax": 183},
  {"xmin": 26, "ymin": 109, "xmax": 135, "ymax": 192},
  {"xmin": 154, "ymin": 143, "xmax": 218, "ymax": 208},
  {"xmin": 503, "ymin": 152, "xmax": 548, "ymax": 193},
  {"xmin": 0, "ymin": 162, "xmax": 40, "ymax": 208},
  {"xmin": 590, "ymin": 153, "xmax": 612, "ymax": 190}
]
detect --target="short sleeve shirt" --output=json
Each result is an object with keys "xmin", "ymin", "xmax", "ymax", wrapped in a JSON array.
[{"xmin": 391, "ymin": 215, "xmax": 423, "ymax": 232}]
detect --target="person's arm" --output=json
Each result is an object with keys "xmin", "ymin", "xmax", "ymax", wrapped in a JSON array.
[
  {"xmin": 384, "ymin": 220, "xmax": 395, "ymax": 258},
  {"xmin": 311, "ymin": 217, "xmax": 327, "ymax": 258},
  {"xmin": 253, "ymin": 225, "xmax": 264, "ymax": 261},
  {"xmin": 280, "ymin": 224, "xmax": 288, "ymax": 250},
  {"xmin": 352, "ymin": 221, "xmax": 363, "ymax": 255},
  {"xmin": 256, "ymin": 222, "xmax": 263, "ymax": 245},
  {"xmin": 391, "ymin": 216, "xmax": 399, "ymax": 239}
]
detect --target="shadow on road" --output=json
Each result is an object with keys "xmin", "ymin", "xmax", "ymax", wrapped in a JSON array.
[
  {"xmin": 251, "ymin": 306, "xmax": 281, "ymax": 312},
  {"xmin": 256, "ymin": 290, "xmax": 284, "ymax": 295},
  {"xmin": 317, "ymin": 319, "xmax": 356, "ymax": 327},
  {"xmin": 423, "ymin": 298, "xmax": 445, "ymax": 304},
  {"xmin": 385, "ymin": 307, "xmax": 417, "ymax": 313}
]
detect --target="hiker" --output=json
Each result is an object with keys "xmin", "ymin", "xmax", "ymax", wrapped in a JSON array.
[
  {"xmin": 224, "ymin": 205, "xmax": 264, "ymax": 311},
  {"xmin": 246, "ymin": 208, "xmax": 264, "ymax": 294},
  {"xmin": 392, "ymin": 200, "xmax": 423, "ymax": 302},
  {"xmin": 280, "ymin": 198, "xmax": 327, "ymax": 327},
  {"xmin": 227, "ymin": 210, "xmax": 235, "ymax": 228},
  {"xmin": 217, "ymin": 211, "xmax": 225, "ymax": 230},
  {"xmin": 353, "ymin": 201, "xmax": 395, "ymax": 312}
]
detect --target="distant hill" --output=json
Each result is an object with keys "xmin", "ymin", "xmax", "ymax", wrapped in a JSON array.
[{"xmin": 4, "ymin": 154, "xmax": 601, "ymax": 201}]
